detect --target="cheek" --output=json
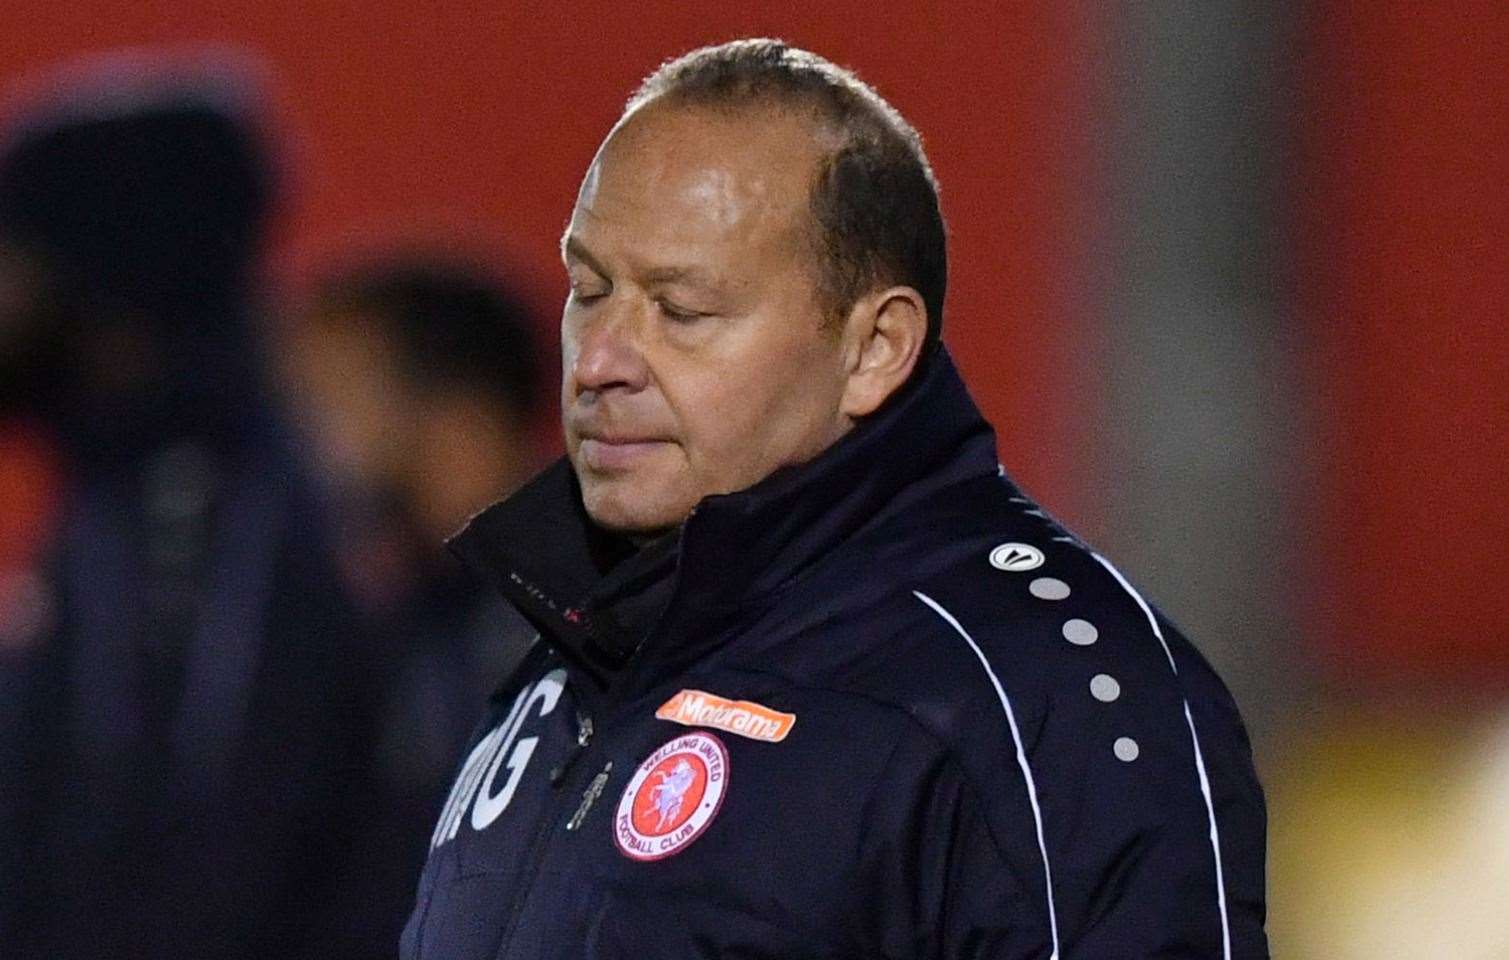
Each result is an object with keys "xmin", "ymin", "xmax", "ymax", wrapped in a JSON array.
[
  {"xmin": 668, "ymin": 334, "xmax": 842, "ymax": 479},
  {"xmin": 558, "ymin": 314, "xmax": 579, "ymax": 402}
]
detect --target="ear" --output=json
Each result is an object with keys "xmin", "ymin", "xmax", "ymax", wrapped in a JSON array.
[{"xmin": 839, "ymin": 285, "xmax": 928, "ymax": 418}]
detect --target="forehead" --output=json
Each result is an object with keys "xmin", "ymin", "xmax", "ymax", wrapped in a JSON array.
[{"xmin": 568, "ymin": 102, "xmax": 828, "ymax": 268}]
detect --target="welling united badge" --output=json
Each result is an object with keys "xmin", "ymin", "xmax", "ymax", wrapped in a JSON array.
[{"xmin": 614, "ymin": 731, "xmax": 728, "ymax": 861}]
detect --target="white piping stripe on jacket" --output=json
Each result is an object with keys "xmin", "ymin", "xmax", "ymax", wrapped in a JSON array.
[
  {"xmin": 913, "ymin": 590, "xmax": 1061, "ymax": 960},
  {"xmin": 1090, "ymin": 552, "xmax": 1232, "ymax": 960}
]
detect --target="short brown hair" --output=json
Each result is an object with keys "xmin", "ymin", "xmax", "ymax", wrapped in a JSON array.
[{"xmin": 628, "ymin": 39, "xmax": 947, "ymax": 347}]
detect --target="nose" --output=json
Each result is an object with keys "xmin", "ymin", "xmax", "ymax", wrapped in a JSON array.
[{"xmin": 567, "ymin": 298, "xmax": 651, "ymax": 398}]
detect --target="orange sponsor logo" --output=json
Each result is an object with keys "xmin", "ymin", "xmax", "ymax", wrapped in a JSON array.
[{"xmin": 655, "ymin": 689, "xmax": 795, "ymax": 743}]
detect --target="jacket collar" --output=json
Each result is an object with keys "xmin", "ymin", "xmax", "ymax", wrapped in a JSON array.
[{"xmin": 448, "ymin": 346, "xmax": 999, "ymax": 685}]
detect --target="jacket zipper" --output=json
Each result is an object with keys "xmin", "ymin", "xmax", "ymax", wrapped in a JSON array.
[
  {"xmin": 566, "ymin": 762, "xmax": 613, "ymax": 831},
  {"xmin": 493, "ymin": 702, "xmax": 610, "ymax": 960},
  {"xmin": 548, "ymin": 708, "xmax": 594, "ymax": 785},
  {"xmin": 494, "ymin": 591, "xmax": 688, "ymax": 959}
]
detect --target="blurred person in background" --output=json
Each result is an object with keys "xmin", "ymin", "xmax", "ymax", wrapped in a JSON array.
[
  {"xmin": 0, "ymin": 55, "xmax": 420, "ymax": 958},
  {"xmin": 274, "ymin": 258, "xmax": 544, "ymax": 843},
  {"xmin": 0, "ymin": 236, "xmax": 67, "ymax": 659}
]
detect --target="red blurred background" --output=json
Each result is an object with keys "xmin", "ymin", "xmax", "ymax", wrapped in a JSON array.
[
  {"xmin": 1298, "ymin": 3, "xmax": 1507, "ymax": 682},
  {"xmin": 2, "ymin": 3, "xmax": 1106, "ymax": 518},
  {"xmin": 2, "ymin": 2, "xmax": 1504, "ymax": 955}
]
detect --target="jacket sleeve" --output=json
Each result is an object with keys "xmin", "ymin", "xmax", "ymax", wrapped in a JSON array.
[
  {"xmin": 1010, "ymin": 668, "xmax": 1267, "ymax": 960},
  {"xmin": 853, "ymin": 721, "xmax": 1054, "ymax": 960},
  {"xmin": 857, "ymin": 687, "xmax": 1267, "ymax": 960}
]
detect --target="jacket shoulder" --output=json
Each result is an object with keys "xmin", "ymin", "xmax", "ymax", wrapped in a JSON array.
[
  {"xmin": 832, "ymin": 472, "xmax": 1249, "ymax": 752},
  {"xmin": 810, "ymin": 477, "xmax": 1269, "ymax": 956}
]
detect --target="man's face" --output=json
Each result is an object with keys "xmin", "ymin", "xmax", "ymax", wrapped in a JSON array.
[{"xmin": 560, "ymin": 102, "xmax": 854, "ymax": 535}]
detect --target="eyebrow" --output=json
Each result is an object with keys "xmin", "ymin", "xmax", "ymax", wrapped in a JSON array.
[
  {"xmin": 641, "ymin": 264, "xmax": 723, "ymax": 289},
  {"xmin": 561, "ymin": 234, "xmax": 727, "ymax": 293},
  {"xmin": 561, "ymin": 234, "xmax": 606, "ymax": 275}
]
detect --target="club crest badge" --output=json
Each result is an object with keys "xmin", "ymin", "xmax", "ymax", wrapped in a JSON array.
[{"xmin": 614, "ymin": 731, "xmax": 728, "ymax": 861}]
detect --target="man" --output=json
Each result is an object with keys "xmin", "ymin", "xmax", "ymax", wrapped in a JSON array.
[
  {"xmin": 0, "ymin": 59, "xmax": 414, "ymax": 958},
  {"xmin": 281, "ymin": 258, "xmax": 544, "ymax": 557},
  {"xmin": 403, "ymin": 39, "xmax": 1267, "ymax": 959},
  {"xmin": 278, "ymin": 258, "xmax": 545, "ymax": 881}
]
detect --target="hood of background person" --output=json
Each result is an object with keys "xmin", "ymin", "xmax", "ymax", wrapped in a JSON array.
[
  {"xmin": 0, "ymin": 54, "xmax": 280, "ymax": 466},
  {"xmin": 0, "ymin": 58, "xmax": 274, "ymax": 318}
]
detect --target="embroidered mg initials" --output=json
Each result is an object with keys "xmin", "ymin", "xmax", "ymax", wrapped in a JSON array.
[{"xmin": 429, "ymin": 669, "xmax": 566, "ymax": 849}]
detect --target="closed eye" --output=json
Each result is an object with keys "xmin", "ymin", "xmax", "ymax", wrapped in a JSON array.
[
  {"xmin": 569, "ymin": 285, "xmax": 609, "ymax": 304},
  {"xmin": 657, "ymin": 299, "xmax": 709, "ymax": 322}
]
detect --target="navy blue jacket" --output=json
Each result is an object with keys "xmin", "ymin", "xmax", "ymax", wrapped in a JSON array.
[{"xmin": 401, "ymin": 349, "xmax": 1268, "ymax": 959}]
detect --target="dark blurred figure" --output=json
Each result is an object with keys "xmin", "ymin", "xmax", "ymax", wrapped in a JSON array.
[
  {"xmin": 0, "ymin": 58, "xmax": 416, "ymax": 958},
  {"xmin": 274, "ymin": 258, "xmax": 544, "ymax": 863}
]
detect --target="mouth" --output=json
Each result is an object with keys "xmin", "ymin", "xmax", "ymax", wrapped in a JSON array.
[{"xmin": 576, "ymin": 434, "xmax": 671, "ymax": 472}]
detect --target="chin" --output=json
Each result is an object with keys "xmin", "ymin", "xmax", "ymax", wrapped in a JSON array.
[{"xmin": 579, "ymin": 481, "xmax": 689, "ymax": 538}]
